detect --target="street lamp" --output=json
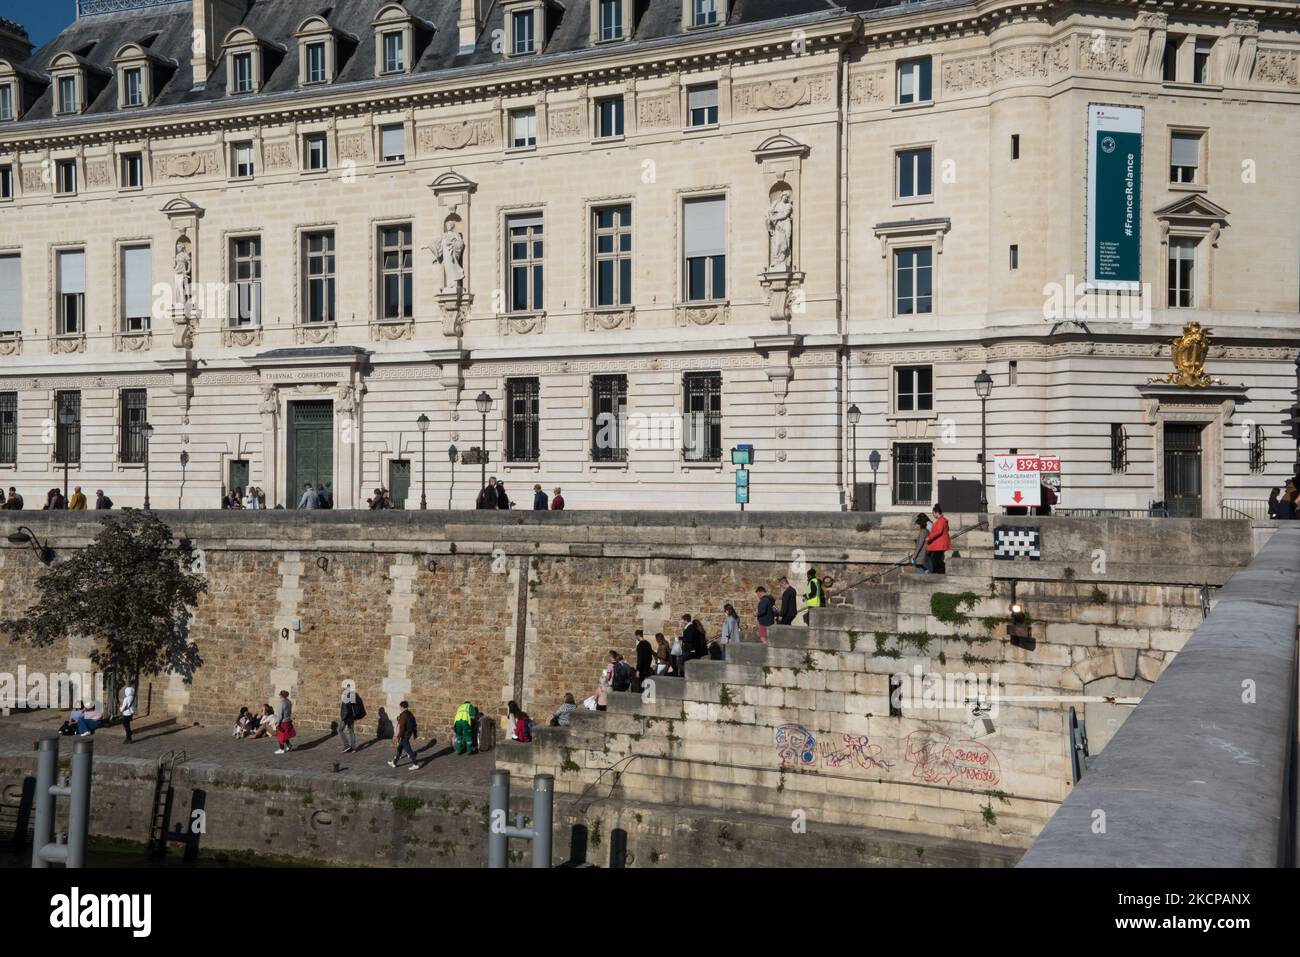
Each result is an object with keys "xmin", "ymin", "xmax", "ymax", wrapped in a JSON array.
[
  {"xmin": 416, "ymin": 414, "xmax": 430, "ymax": 510},
  {"xmin": 57, "ymin": 404, "xmax": 74, "ymax": 501},
  {"xmin": 475, "ymin": 391, "xmax": 492, "ymax": 495},
  {"xmin": 847, "ymin": 404, "xmax": 861, "ymax": 511},
  {"xmin": 447, "ymin": 444, "xmax": 458, "ymax": 511},
  {"xmin": 974, "ymin": 370, "xmax": 994, "ymax": 513},
  {"xmin": 142, "ymin": 422, "xmax": 155, "ymax": 511},
  {"xmin": 7, "ymin": 527, "xmax": 55, "ymax": 565}
]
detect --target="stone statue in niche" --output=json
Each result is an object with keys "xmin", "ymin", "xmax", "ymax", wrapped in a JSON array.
[
  {"xmin": 335, "ymin": 382, "xmax": 358, "ymax": 415},
  {"xmin": 766, "ymin": 190, "xmax": 794, "ymax": 272},
  {"xmin": 173, "ymin": 237, "xmax": 194, "ymax": 314},
  {"xmin": 431, "ymin": 219, "xmax": 466, "ymax": 294}
]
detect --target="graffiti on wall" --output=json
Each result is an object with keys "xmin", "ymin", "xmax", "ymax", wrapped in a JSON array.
[
  {"xmin": 775, "ymin": 724, "xmax": 894, "ymax": 773},
  {"xmin": 904, "ymin": 730, "xmax": 1002, "ymax": 786}
]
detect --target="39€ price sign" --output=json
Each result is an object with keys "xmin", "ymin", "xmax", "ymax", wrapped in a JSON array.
[{"xmin": 994, "ymin": 454, "xmax": 1044, "ymax": 508}]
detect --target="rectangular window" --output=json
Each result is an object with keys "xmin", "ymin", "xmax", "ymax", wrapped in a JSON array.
[
  {"xmin": 304, "ymin": 231, "xmax": 336, "ymax": 324},
  {"xmin": 1011, "ymin": 134, "xmax": 1020, "ymax": 160},
  {"xmin": 55, "ymin": 391, "xmax": 81, "ymax": 465},
  {"xmin": 684, "ymin": 196, "xmax": 725, "ymax": 302},
  {"xmin": 0, "ymin": 165, "xmax": 12, "ymax": 200},
  {"xmin": 380, "ymin": 124, "xmax": 405, "ymax": 162},
  {"xmin": 597, "ymin": 96, "xmax": 625, "ymax": 139},
  {"xmin": 231, "ymin": 236, "xmax": 262, "ymax": 326},
  {"xmin": 305, "ymin": 134, "xmax": 329, "ymax": 171},
  {"xmin": 1110, "ymin": 423, "xmax": 1128, "ymax": 473},
  {"xmin": 693, "ymin": 0, "xmax": 719, "ymax": 27},
  {"xmin": 683, "ymin": 372, "xmax": 722, "ymax": 463},
  {"xmin": 897, "ymin": 57, "xmax": 932, "ymax": 105},
  {"xmin": 894, "ymin": 247, "xmax": 933, "ymax": 315},
  {"xmin": 306, "ymin": 42, "xmax": 327, "ymax": 83},
  {"xmin": 122, "ymin": 245, "xmax": 152, "ymax": 332},
  {"xmin": 233, "ymin": 142, "xmax": 255, "ymax": 178},
  {"xmin": 1170, "ymin": 131, "xmax": 1201, "ymax": 184},
  {"xmin": 121, "ymin": 152, "xmax": 143, "ymax": 188},
  {"xmin": 509, "ymin": 108, "xmax": 537, "ymax": 148},
  {"xmin": 1009, "ymin": 244, "xmax": 1019, "ymax": 270},
  {"xmin": 506, "ymin": 377, "xmax": 540, "ymax": 463},
  {"xmin": 1163, "ymin": 36, "xmax": 1181, "ymax": 82},
  {"xmin": 0, "ymin": 393, "xmax": 15, "ymax": 465},
  {"xmin": 56, "ymin": 160, "xmax": 77, "ymax": 195},
  {"xmin": 593, "ymin": 204, "xmax": 632, "ymax": 308},
  {"xmin": 0, "ymin": 84, "xmax": 13, "ymax": 121},
  {"xmin": 58, "ymin": 249, "xmax": 85, "ymax": 335},
  {"xmin": 895, "ymin": 366, "xmax": 933, "ymax": 413},
  {"xmin": 382, "ymin": 32, "xmax": 405, "ymax": 73},
  {"xmin": 1193, "ymin": 38, "xmax": 1213, "ymax": 84},
  {"xmin": 123, "ymin": 67, "xmax": 143, "ymax": 106},
  {"xmin": 1008, "ymin": 360, "xmax": 1018, "ymax": 385},
  {"xmin": 687, "ymin": 83, "xmax": 719, "ymax": 127},
  {"xmin": 893, "ymin": 442, "xmax": 933, "ymax": 506},
  {"xmin": 379, "ymin": 225, "xmax": 414, "ymax": 321},
  {"xmin": 600, "ymin": 0, "xmax": 624, "ymax": 40},
  {"xmin": 512, "ymin": 10, "xmax": 536, "ymax": 54},
  {"xmin": 232, "ymin": 52, "xmax": 254, "ymax": 93},
  {"xmin": 119, "ymin": 388, "xmax": 148, "ymax": 464},
  {"xmin": 507, "ymin": 214, "xmax": 544, "ymax": 313},
  {"xmin": 896, "ymin": 147, "xmax": 932, "ymax": 199},
  {"xmin": 1167, "ymin": 237, "xmax": 1196, "ymax": 308},
  {"xmin": 592, "ymin": 374, "xmax": 628, "ymax": 462},
  {"xmin": 0, "ymin": 254, "xmax": 20, "ymax": 336},
  {"xmin": 58, "ymin": 76, "xmax": 77, "ymax": 114}
]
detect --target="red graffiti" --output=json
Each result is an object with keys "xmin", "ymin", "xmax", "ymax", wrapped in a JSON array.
[{"xmin": 905, "ymin": 730, "xmax": 1001, "ymax": 787}]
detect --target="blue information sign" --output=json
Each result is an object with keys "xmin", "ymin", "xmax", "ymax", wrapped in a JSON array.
[{"xmin": 735, "ymin": 468, "xmax": 750, "ymax": 505}]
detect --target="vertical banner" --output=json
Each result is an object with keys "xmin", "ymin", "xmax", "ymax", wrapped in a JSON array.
[{"xmin": 1086, "ymin": 104, "xmax": 1143, "ymax": 291}]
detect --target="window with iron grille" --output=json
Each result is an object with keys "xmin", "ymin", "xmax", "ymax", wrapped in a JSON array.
[
  {"xmin": 1110, "ymin": 423, "xmax": 1128, "ymax": 473},
  {"xmin": 1250, "ymin": 424, "xmax": 1266, "ymax": 473},
  {"xmin": 55, "ymin": 391, "xmax": 81, "ymax": 465},
  {"xmin": 120, "ymin": 389, "xmax": 148, "ymax": 464},
  {"xmin": 892, "ymin": 442, "xmax": 932, "ymax": 506},
  {"xmin": 379, "ymin": 225, "xmax": 413, "ymax": 321},
  {"xmin": 592, "ymin": 374, "xmax": 628, "ymax": 462},
  {"xmin": 0, "ymin": 393, "xmax": 15, "ymax": 465},
  {"xmin": 506, "ymin": 378, "xmax": 540, "ymax": 462},
  {"xmin": 683, "ymin": 372, "xmax": 722, "ymax": 462}
]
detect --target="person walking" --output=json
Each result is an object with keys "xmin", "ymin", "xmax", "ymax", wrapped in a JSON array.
[
  {"xmin": 680, "ymin": 614, "xmax": 707, "ymax": 666},
  {"xmin": 911, "ymin": 512, "xmax": 932, "ymax": 573},
  {"xmin": 297, "ymin": 483, "xmax": 318, "ymax": 510},
  {"xmin": 803, "ymin": 569, "xmax": 823, "ymax": 625},
  {"xmin": 95, "ymin": 489, "xmax": 113, "ymax": 510},
  {"xmin": 721, "ymin": 603, "xmax": 741, "ymax": 654},
  {"xmin": 668, "ymin": 632, "xmax": 684, "ymax": 677},
  {"xmin": 653, "ymin": 633, "xmax": 672, "ymax": 675},
  {"xmin": 755, "ymin": 586, "xmax": 776, "ymax": 644},
  {"xmin": 338, "ymin": 681, "xmax": 366, "ymax": 753},
  {"xmin": 1268, "ymin": 487, "xmax": 1281, "ymax": 519},
  {"xmin": 388, "ymin": 700, "xmax": 420, "ymax": 768},
  {"xmin": 634, "ymin": 630, "xmax": 654, "ymax": 691},
  {"xmin": 68, "ymin": 486, "xmax": 87, "ymax": 510},
  {"xmin": 925, "ymin": 503, "xmax": 951, "ymax": 575},
  {"xmin": 119, "ymin": 685, "xmax": 136, "ymax": 744},
  {"xmin": 532, "ymin": 484, "xmax": 548, "ymax": 510},
  {"xmin": 274, "ymin": 690, "xmax": 296, "ymax": 754},
  {"xmin": 495, "ymin": 480, "xmax": 512, "ymax": 510},
  {"xmin": 778, "ymin": 576, "xmax": 798, "ymax": 626},
  {"xmin": 550, "ymin": 487, "xmax": 565, "ymax": 510},
  {"xmin": 475, "ymin": 486, "xmax": 494, "ymax": 509},
  {"xmin": 452, "ymin": 700, "xmax": 478, "ymax": 755}
]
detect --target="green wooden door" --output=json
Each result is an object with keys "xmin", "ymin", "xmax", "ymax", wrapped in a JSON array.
[
  {"xmin": 229, "ymin": 459, "xmax": 250, "ymax": 495},
  {"xmin": 1163, "ymin": 424, "xmax": 1203, "ymax": 518},
  {"xmin": 389, "ymin": 460, "xmax": 411, "ymax": 509},
  {"xmin": 287, "ymin": 401, "xmax": 334, "ymax": 507}
]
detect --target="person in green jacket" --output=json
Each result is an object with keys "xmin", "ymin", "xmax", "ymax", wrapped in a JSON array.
[
  {"xmin": 803, "ymin": 569, "xmax": 823, "ymax": 624},
  {"xmin": 453, "ymin": 701, "xmax": 478, "ymax": 755}
]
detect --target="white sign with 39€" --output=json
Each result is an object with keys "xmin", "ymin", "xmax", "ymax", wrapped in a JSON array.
[{"xmin": 994, "ymin": 454, "xmax": 1043, "ymax": 508}]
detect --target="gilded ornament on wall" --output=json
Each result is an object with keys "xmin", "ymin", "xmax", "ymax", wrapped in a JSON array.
[{"xmin": 1149, "ymin": 322, "xmax": 1224, "ymax": 388}]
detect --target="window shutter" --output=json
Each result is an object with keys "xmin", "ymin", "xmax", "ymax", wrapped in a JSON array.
[
  {"xmin": 124, "ymin": 246, "xmax": 151, "ymax": 319},
  {"xmin": 1170, "ymin": 133, "xmax": 1199, "ymax": 168},
  {"xmin": 684, "ymin": 197, "xmax": 725, "ymax": 258},
  {"xmin": 0, "ymin": 257, "xmax": 20, "ymax": 332},
  {"xmin": 689, "ymin": 85, "xmax": 718, "ymax": 111},
  {"xmin": 381, "ymin": 125, "xmax": 405, "ymax": 159},
  {"xmin": 60, "ymin": 250, "xmax": 86, "ymax": 294}
]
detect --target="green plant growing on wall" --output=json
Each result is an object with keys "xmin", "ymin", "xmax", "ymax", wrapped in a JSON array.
[
  {"xmin": 896, "ymin": 631, "xmax": 932, "ymax": 654},
  {"xmin": 937, "ymin": 650, "xmax": 947, "ymax": 666},
  {"xmin": 590, "ymin": 818, "xmax": 603, "ymax": 848},
  {"xmin": 931, "ymin": 591, "xmax": 980, "ymax": 626},
  {"xmin": 652, "ymin": 600, "xmax": 663, "ymax": 610},
  {"xmin": 650, "ymin": 849, "xmax": 661, "ymax": 864},
  {"xmin": 1090, "ymin": 586, "xmax": 1108, "ymax": 604},
  {"xmin": 846, "ymin": 629, "xmax": 860, "ymax": 651},
  {"xmin": 801, "ymin": 651, "xmax": 817, "ymax": 672},
  {"xmin": 719, "ymin": 685, "xmax": 733, "ymax": 706},
  {"xmin": 561, "ymin": 749, "xmax": 581, "ymax": 773},
  {"xmin": 915, "ymin": 847, "xmax": 924, "ymax": 859},
  {"xmin": 963, "ymin": 652, "xmax": 997, "ymax": 666},
  {"xmin": 980, "ymin": 799, "xmax": 997, "ymax": 827},
  {"xmin": 856, "ymin": 522, "xmax": 873, "ymax": 533},
  {"xmin": 873, "ymin": 632, "xmax": 901, "ymax": 659},
  {"xmin": 392, "ymin": 796, "xmax": 425, "ymax": 816}
]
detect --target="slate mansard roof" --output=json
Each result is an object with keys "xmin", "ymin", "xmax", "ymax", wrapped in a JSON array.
[{"xmin": 0, "ymin": 0, "xmax": 918, "ymax": 128}]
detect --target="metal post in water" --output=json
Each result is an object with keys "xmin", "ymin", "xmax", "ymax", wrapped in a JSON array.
[
  {"xmin": 531, "ymin": 773, "xmax": 553, "ymax": 869},
  {"xmin": 31, "ymin": 737, "xmax": 57, "ymax": 868},
  {"xmin": 66, "ymin": 737, "xmax": 93, "ymax": 868},
  {"xmin": 488, "ymin": 769, "xmax": 509, "ymax": 868}
]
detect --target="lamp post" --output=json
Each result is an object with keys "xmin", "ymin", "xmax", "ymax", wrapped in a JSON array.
[
  {"xmin": 447, "ymin": 444, "xmax": 458, "ymax": 511},
  {"xmin": 476, "ymin": 391, "xmax": 491, "ymax": 495},
  {"xmin": 416, "ymin": 414, "xmax": 430, "ymax": 510},
  {"xmin": 974, "ymin": 370, "xmax": 993, "ymax": 513},
  {"xmin": 57, "ymin": 404, "xmax": 74, "ymax": 501},
  {"xmin": 847, "ymin": 403, "xmax": 861, "ymax": 510},
  {"xmin": 142, "ymin": 421, "xmax": 155, "ymax": 511}
]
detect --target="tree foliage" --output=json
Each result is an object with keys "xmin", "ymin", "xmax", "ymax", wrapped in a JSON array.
[{"xmin": 2, "ymin": 510, "xmax": 208, "ymax": 685}]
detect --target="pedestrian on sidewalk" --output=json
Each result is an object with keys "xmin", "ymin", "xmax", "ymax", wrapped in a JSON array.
[
  {"xmin": 452, "ymin": 700, "xmax": 478, "ymax": 754},
  {"xmin": 668, "ymin": 633, "xmax": 683, "ymax": 677},
  {"xmin": 803, "ymin": 569, "xmax": 823, "ymax": 625},
  {"xmin": 119, "ymin": 684, "xmax": 136, "ymax": 744},
  {"xmin": 680, "ymin": 614, "xmax": 707, "ymax": 667},
  {"xmin": 95, "ymin": 489, "xmax": 113, "ymax": 510},
  {"xmin": 550, "ymin": 487, "xmax": 565, "ymax": 510},
  {"xmin": 389, "ymin": 701, "xmax": 420, "ymax": 768},
  {"xmin": 925, "ymin": 504, "xmax": 951, "ymax": 575},
  {"xmin": 338, "ymin": 681, "xmax": 366, "ymax": 753},
  {"xmin": 778, "ymin": 576, "xmax": 798, "ymax": 625},
  {"xmin": 68, "ymin": 487, "xmax": 87, "ymax": 510},
  {"xmin": 634, "ymin": 630, "xmax": 654, "ymax": 691},
  {"xmin": 721, "ymin": 603, "xmax": 741, "ymax": 656},
  {"xmin": 274, "ymin": 690, "xmax": 296, "ymax": 754},
  {"xmin": 755, "ymin": 587, "xmax": 775, "ymax": 643},
  {"xmin": 912, "ymin": 513, "xmax": 932, "ymax": 573},
  {"xmin": 533, "ymin": 484, "xmax": 548, "ymax": 510},
  {"xmin": 653, "ymin": 633, "xmax": 671, "ymax": 675},
  {"xmin": 297, "ymin": 483, "xmax": 318, "ymax": 510}
]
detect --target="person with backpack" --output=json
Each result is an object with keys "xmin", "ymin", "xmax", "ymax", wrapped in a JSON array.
[
  {"xmin": 95, "ymin": 489, "xmax": 113, "ymax": 510},
  {"xmin": 274, "ymin": 690, "xmax": 296, "ymax": 754},
  {"xmin": 508, "ymin": 700, "xmax": 533, "ymax": 742},
  {"xmin": 608, "ymin": 650, "xmax": 633, "ymax": 693},
  {"xmin": 338, "ymin": 681, "xmax": 366, "ymax": 753},
  {"xmin": 755, "ymin": 586, "xmax": 776, "ymax": 643},
  {"xmin": 452, "ymin": 700, "xmax": 478, "ymax": 755},
  {"xmin": 388, "ymin": 701, "xmax": 420, "ymax": 769}
]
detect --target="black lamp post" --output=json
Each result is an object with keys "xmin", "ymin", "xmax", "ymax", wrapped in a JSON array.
[
  {"xmin": 847, "ymin": 403, "xmax": 861, "ymax": 510},
  {"xmin": 142, "ymin": 421, "xmax": 154, "ymax": 511},
  {"xmin": 57, "ymin": 404, "xmax": 74, "ymax": 501},
  {"xmin": 7, "ymin": 526, "xmax": 55, "ymax": 564},
  {"xmin": 416, "ymin": 413, "xmax": 430, "ymax": 510},
  {"xmin": 447, "ymin": 444, "xmax": 458, "ymax": 511},
  {"xmin": 974, "ymin": 370, "xmax": 994, "ymax": 512},
  {"xmin": 475, "ymin": 391, "xmax": 491, "ymax": 494}
]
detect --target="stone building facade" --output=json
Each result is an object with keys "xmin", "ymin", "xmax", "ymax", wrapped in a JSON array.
[{"xmin": 0, "ymin": 0, "xmax": 1297, "ymax": 513}]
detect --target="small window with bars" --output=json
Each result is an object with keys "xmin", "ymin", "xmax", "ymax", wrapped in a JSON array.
[
  {"xmin": 55, "ymin": 391, "xmax": 81, "ymax": 465},
  {"xmin": 120, "ymin": 389, "xmax": 148, "ymax": 464},
  {"xmin": 1110, "ymin": 423, "xmax": 1129, "ymax": 473},
  {"xmin": 592, "ymin": 374, "xmax": 628, "ymax": 462},
  {"xmin": 0, "ymin": 393, "xmax": 16, "ymax": 465},
  {"xmin": 1249, "ymin": 424, "xmax": 1266, "ymax": 473},
  {"xmin": 506, "ymin": 378, "xmax": 540, "ymax": 463},
  {"xmin": 892, "ymin": 442, "xmax": 933, "ymax": 506},
  {"xmin": 683, "ymin": 372, "xmax": 722, "ymax": 462}
]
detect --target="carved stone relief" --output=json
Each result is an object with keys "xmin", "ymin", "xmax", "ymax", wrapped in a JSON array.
[
  {"xmin": 153, "ymin": 151, "xmax": 218, "ymax": 180},
  {"xmin": 417, "ymin": 119, "xmax": 499, "ymax": 152}
]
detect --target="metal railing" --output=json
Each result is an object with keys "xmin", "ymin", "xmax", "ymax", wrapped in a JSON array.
[
  {"xmin": 836, "ymin": 518, "xmax": 988, "ymax": 596},
  {"xmin": 1054, "ymin": 505, "xmax": 1170, "ymax": 518},
  {"xmin": 78, "ymin": 0, "xmax": 184, "ymax": 16},
  {"xmin": 1221, "ymin": 498, "xmax": 1272, "ymax": 520}
]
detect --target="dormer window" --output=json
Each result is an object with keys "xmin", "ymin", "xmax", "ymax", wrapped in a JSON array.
[
  {"xmin": 57, "ymin": 76, "xmax": 78, "ymax": 114},
  {"xmin": 504, "ymin": 1, "xmax": 551, "ymax": 57},
  {"xmin": 592, "ymin": 0, "xmax": 634, "ymax": 42},
  {"xmin": 123, "ymin": 67, "xmax": 142, "ymax": 106},
  {"xmin": 0, "ymin": 83, "xmax": 13, "ymax": 121},
  {"xmin": 371, "ymin": 5, "xmax": 431, "ymax": 78},
  {"xmin": 294, "ymin": 15, "xmax": 353, "ymax": 87},
  {"xmin": 222, "ymin": 27, "xmax": 284, "ymax": 97},
  {"xmin": 685, "ymin": 0, "xmax": 726, "ymax": 29},
  {"xmin": 382, "ymin": 32, "xmax": 405, "ymax": 72},
  {"xmin": 306, "ymin": 43, "xmax": 326, "ymax": 83},
  {"xmin": 49, "ymin": 51, "xmax": 107, "ymax": 115},
  {"xmin": 113, "ymin": 42, "xmax": 175, "ymax": 110}
]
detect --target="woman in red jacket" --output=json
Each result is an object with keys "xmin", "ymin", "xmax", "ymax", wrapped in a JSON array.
[{"xmin": 925, "ymin": 504, "xmax": 951, "ymax": 575}]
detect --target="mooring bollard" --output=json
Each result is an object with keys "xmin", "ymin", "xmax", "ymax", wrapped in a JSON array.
[
  {"xmin": 487, "ymin": 769, "xmax": 554, "ymax": 868},
  {"xmin": 31, "ymin": 735, "xmax": 94, "ymax": 868}
]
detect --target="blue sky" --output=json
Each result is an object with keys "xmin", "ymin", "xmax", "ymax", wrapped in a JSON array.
[{"xmin": 4, "ymin": 0, "xmax": 79, "ymax": 48}]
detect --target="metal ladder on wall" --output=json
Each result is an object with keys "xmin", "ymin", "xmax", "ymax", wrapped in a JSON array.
[{"xmin": 147, "ymin": 749, "xmax": 185, "ymax": 858}]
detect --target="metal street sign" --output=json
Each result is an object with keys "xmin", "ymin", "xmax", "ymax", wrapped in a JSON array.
[
  {"xmin": 732, "ymin": 445, "xmax": 754, "ymax": 466},
  {"xmin": 461, "ymin": 448, "xmax": 490, "ymax": 466},
  {"xmin": 735, "ymin": 468, "xmax": 750, "ymax": 505},
  {"xmin": 994, "ymin": 454, "xmax": 1042, "ymax": 508}
]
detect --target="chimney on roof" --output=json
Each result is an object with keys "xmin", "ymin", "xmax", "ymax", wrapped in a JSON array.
[
  {"xmin": 0, "ymin": 17, "xmax": 33, "ymax": 62},
  {"xmin": 191, "ymin": 0, "xmax": 246, "ymax": 86},
  {"xmin": 458, "ymin": 0, "xmax": 490, "ymax": 53}
]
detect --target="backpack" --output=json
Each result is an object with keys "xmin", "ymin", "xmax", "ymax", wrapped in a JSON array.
[
  {"xmin": 516, "ymin": 714, "xmax": 533, "ymax": 742},
  {"xmin": 406, "ymin": 711, "xmax": 418, "ymax": 738},
  {"xmin": 611, "ymin": 660, "xmax": 633, "ymax": 692},
  {"xmin": 352, "ymin": 694, "xmax": 367, "ymax": 722}
]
